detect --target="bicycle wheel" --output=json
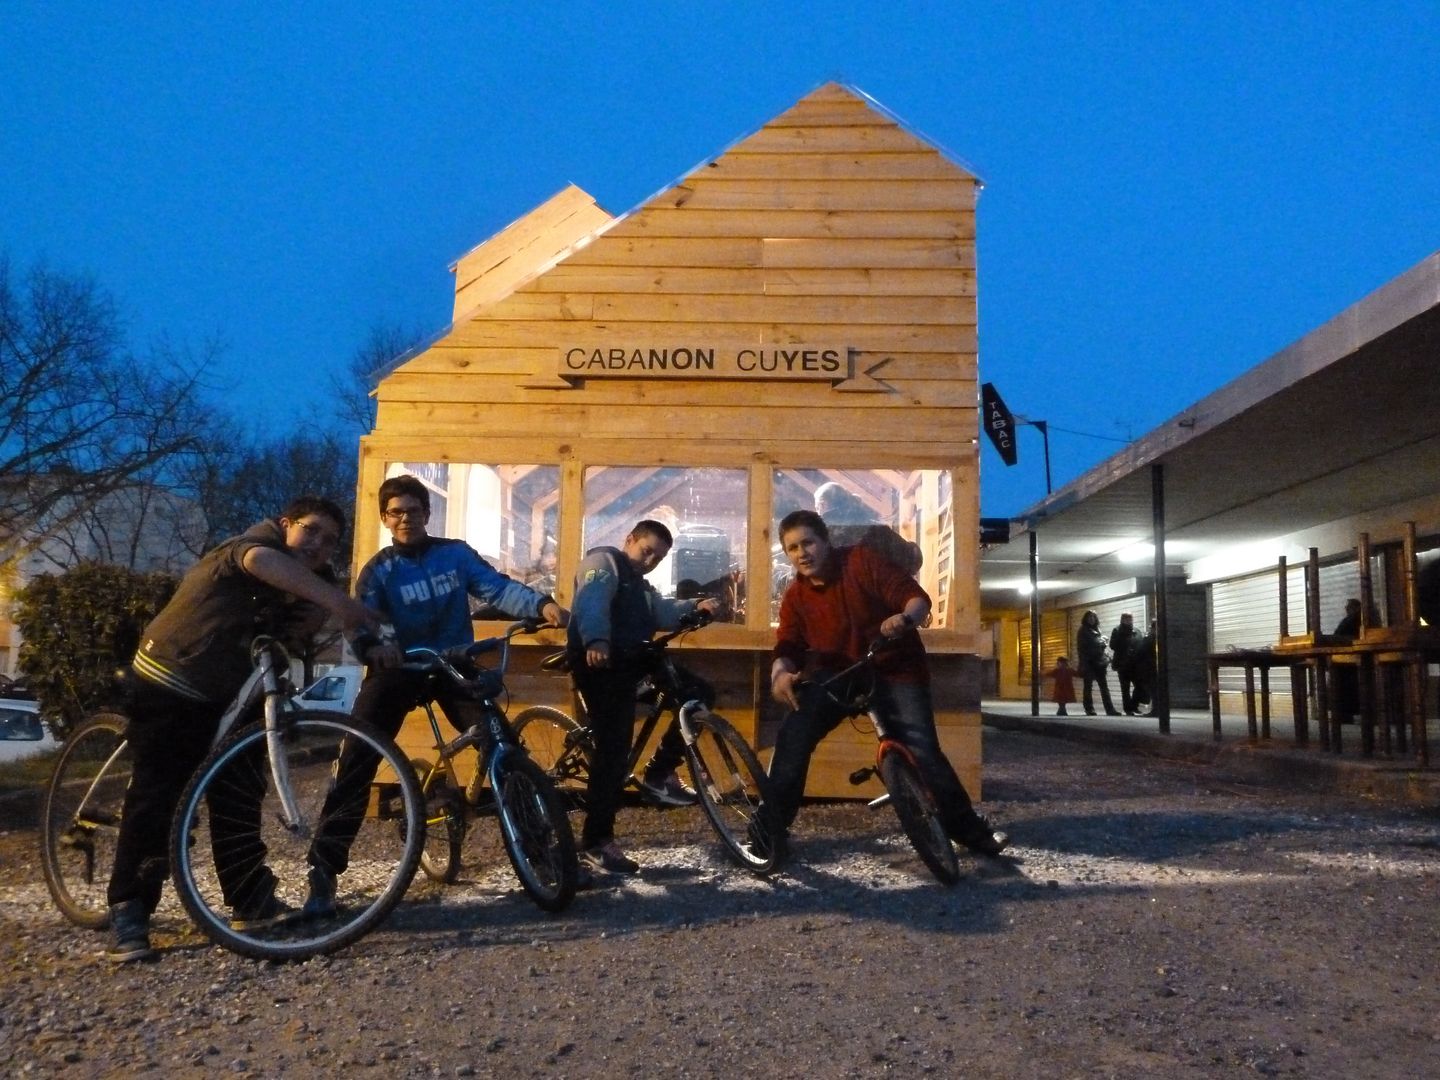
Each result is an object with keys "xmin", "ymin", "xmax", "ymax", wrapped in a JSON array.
[
  {"xmin": 878, "ymin": 749, "xmax": 960, "ymax": 886},
  {"xmin": 683, "ymin": 708, "xmax": 776, "ymax": 873},
  {"xmin": 40, "ymin": 712, "xmax": 131, "ymax": 928},
  {"xmin": 414, "ymin": 759, "xmax": 465, "ymax": 885},
  {"xmin": 513, "ymin": 705, "xmax": 591, "ymax": 805},
  {"xmin": 491, "ymin": 750, "xmax": 579, "ymax": 913},
  {"xmin": 170, "ymin": 710, "xmax": 424, "ymax": 961}
]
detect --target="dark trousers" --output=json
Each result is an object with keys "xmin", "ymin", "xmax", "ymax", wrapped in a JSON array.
[
  {"xmin": 762, "ymin": 677, "xmax": 981, "ymax": 842},
  {"xmin": 309, "ymin": 667, "xmax": 480, "ymax": 875},
  {"xmin": 1116, "ymin": 671, "xmax": 1136, "ymax": 713},
  {"xmin": 573, "ymin": 667, "xmax": 643, "ymax": 850},
  {"xmin": 1082, "ymin": 671, "xmax": 1117, "ymax": 714},
  {"xmin": 108, "ymin": 679, "xmax": 274, "ymax": 914}
]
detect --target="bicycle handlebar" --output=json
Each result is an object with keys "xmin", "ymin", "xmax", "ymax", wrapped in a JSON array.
[{"xmin": 400, "ymin": 619, "xmax": 546, "ymax": 685}]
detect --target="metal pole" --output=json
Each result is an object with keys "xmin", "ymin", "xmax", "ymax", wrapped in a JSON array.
[
  {"xmin": 1029, "ymin": 529, "xmax": 1041, "ymax": 716},
  {"xmin": 1034, "ymin": 420, "xmax": 1053, "ymax": 495},
  {"xmin": 1151, "ymin": 464, "xmax": 1170, "ymax": 734}
]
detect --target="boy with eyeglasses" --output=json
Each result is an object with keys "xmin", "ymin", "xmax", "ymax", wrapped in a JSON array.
[{"xmin": 304, "ymin": 474, "xmax": 567, "ymax": 912}]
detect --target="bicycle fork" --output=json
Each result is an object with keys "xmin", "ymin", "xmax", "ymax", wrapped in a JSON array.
[{"xmin": 848, "ymin": 735, "xmax": 923, "ymax": 812}]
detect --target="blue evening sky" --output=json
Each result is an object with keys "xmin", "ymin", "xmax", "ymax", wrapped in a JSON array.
[{"xmin": 4, "ymin": 2, "xmax": 1437, "ymax": 518}]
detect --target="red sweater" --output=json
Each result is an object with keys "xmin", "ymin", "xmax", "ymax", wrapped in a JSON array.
[{"xmin": 773, "ymin": 544, "xmax": 930, "ymax": 684}]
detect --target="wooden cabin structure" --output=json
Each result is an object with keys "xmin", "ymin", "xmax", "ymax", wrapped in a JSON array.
[{"xmin": 357, "ymin": 83, "xmax": 986, "ymax": 796}]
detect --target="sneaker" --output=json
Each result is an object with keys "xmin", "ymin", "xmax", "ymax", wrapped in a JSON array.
[
  {"xmin": 231, "ymin": 893, "xmax": 298, "ymax": 931},
  {"xmin": 744, "ymin": 817, "xmax": 787, "ymax": 863},
  {"xmin": 959, "ymin": 814, "xmax": 1010, "ymax": 857},
  {"xmin": 573, "ymin": 861, "xmax": 595, "ymax": 891},
  {"xmin": 637, "ymin": 770, "xmax": 699, "ymax": 807},
  {"xmin": 105, "ymin": 900, "xmax": 156, "ymax": 964},
  {"xmin": 581, "ymin": 839, "xmax": 640, "ymax": 875},
  {"xmin": 301, "ymin": 865, "xmax": 338, "ymax": 920}
]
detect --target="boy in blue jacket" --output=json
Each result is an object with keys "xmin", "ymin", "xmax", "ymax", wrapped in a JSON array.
[
  {"xmin": 305, "ymin": 475, "xmax": 566, "ymax": 912},
  {"xmin": 568, "ymin": 519, "xmax": 720, "ymax": 875}
]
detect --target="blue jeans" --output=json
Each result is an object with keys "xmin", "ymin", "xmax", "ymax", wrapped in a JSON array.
[{"xmin": 763, "ymin": 676, "xmax": 981, "ymax": 842}]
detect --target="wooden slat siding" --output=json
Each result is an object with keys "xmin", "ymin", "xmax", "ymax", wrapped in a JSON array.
[
  {"xmin": 585, "ymin": 294, "xmax": 972, "ymax": 324},
  {"xmin": 374, "ymin": 402, "xmax": 974, "ymax": 441},
  {"xmin": 555, "ymin": 236, "xmax": 977, "ymax": 270},
  {"xmin": 761, "ymin": 239, "xmax": 976, "ymax": 269},
  {"xmin": 368, "ymin": 82, "xmax": 983, "ymax": 798},
  {"xmin": 377, "ymin": 373, "xmax": 979, "ymax": 410},
  {"xmin": 705, "ymin": 152, "xmax": 975, "ymax": 181},
  {"xmin": 441, "ymin": 322, "xmax": 978, "ymax": 352},
  {"xmin": 639, "ymin": 180, "xmax": 978, "ymax": 213},
  {"xmin": 532, "ymin": 266, "xmax": 977, "ymax": 296},
  {"xmin": 361, "ymin": 434, "xmax": 981, "ymax": 472},
  {"xmin": 604, "ymin": 208, "xmax": 975, "ymax": 240},
  {"xmin": 452, "ymin": 185, "xmax": 611, "ymax": 319},
  {"xmin": 727, "ymin": 125, "xmax": 956, "ymax": 155},
  {"xmin": 764, "ymin": 99, "xmax": 897, "ymax": 126},
  {"xmin": 396, "ymin": 348, "xmax": 976, "ymax": 381},
  {"xmin": 466, "ymin": 292, "xmax": 972, "ymax": 325}
]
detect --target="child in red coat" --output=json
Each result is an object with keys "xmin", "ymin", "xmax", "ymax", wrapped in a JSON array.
[{"xmin": 1046, "ymin": 656, "xmax": 1077, "ymax": 716}]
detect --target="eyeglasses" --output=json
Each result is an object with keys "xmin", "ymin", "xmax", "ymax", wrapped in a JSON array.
[
  {"xmin": 383, "ymin": 506, "xmax": 426, "ymax": 522},
  {"xmin": 293, "ymin": 520, "xmax": 339, "ymax": 548}
]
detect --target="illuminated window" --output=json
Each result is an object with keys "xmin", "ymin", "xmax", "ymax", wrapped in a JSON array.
[
  {"xmin": 582, "ymin": 466, "xmax": 747, "ymax": 623},
  {"xmin": 380, "ymin": 464, "xmax": 561, "ymax": 597},
  {"xmin": 771, "ymin": 468, "xmax": 954, "ymax": 628}
]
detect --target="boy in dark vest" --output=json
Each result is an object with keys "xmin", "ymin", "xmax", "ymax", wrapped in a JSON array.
[{"xmin": 567, "ymin": 520, "xmax": 720, "ymax": 875}]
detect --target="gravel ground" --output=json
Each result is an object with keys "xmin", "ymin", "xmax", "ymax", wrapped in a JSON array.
[{"xmin": 3, "ymin": 728, "xmax": 1440, "ymax": 1078}]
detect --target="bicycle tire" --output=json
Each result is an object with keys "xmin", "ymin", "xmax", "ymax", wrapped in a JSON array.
[
  {"xmin": 491, "ymin": 750, "xmax": 579, "ymax": 912},
  {"xmin": 513, "ymin": 705, "xmax": 591, "ymax": 806},
  {"xmin": 39, "ymin": 712, "xmax": 132, "ymax": 929},
  {"xmin": 170, "ymin": 710, "xmax": 424, "ymax": 960},
  {"xmin": 413, "ymin": 759, "xmax": 465, "ymax": 885},
  {"xmin": 683, "ymin": 708, "xmax": 776, "ymax": 874},
  {"xmin": 878, "ymin": 750, "xmax": 960, "ymax": 886}
]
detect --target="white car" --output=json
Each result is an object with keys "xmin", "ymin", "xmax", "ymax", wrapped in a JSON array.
[
  {"xmin": 0, "ymin": 696, "xmax": 57, "ymax": 763},
  {"xmin": 292, "ymin": 665, "xmax": 363, "ymax": 715}
]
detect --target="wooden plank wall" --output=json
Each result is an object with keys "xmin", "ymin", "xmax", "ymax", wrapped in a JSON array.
[{"xmin": 361, "ymin": 82, "xmax": 985, "ymax": 797}]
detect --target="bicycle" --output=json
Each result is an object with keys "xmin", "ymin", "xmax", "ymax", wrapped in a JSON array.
[
  {"xmin": 781, "ymin": 638, "xmax": 963, "ymax": 885},
  {"xmin": 41, "ymin": 637, "xmax": 427, "ymax": 961},
  {"xmin": 513, "ymin": 610, "xmax": 776, "ymax": 874},
  {"xmin": 400, "ymin": 619, "xmax": 581, "ymax": 912}
]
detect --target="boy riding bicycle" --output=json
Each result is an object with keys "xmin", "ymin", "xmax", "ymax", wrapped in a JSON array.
[
  {"xmin": 304, "ymin": 475, "xmax": 566, "ymax": 913},
  {"xmin": 567, "ymin": 519, "xmax": 721, "ymax": 875},
  {"xmin": 754, "ymin": 510, "xmax": 1007, "ymax": 861},
  {"xmin": 105, "ymin": 496, "xmax": 381, "ymax": 963}
]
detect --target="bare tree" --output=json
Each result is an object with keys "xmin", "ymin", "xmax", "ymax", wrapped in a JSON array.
[
  {"xmin": 328, "ymin": 319, "xmax": 427, "ymax": 434},
  {"xmin": 0, "ymin": 257, "xmax": 215, "ymax": 570}
]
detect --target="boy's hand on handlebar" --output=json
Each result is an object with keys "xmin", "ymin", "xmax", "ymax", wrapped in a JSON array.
[
  {"xmin": 363, "ymin": 642, "xmax": 405, "ymax": 669},
  {"xmin": 695, "ymin": 598, "xmax": 722, "ymax": 619},
  {"xmin": 771, "ymin": 669, "xmax": 801, "ymax": 711},
  {"xmin": 879, "ymin": 612, "xmax": 917, "ymax": 639},
  {"xmin": 339, "ymin": 599, "xmax": 385, "ymax": 638},
  {"xmin": 541, "ymin": 601, "xmax": 569, "ymax": 628}
]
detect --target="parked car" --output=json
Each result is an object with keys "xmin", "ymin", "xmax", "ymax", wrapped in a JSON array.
[
  {"xmin": 292, "ymin": 665, "xmax": 363, "ymax": 714},
  {"xmin": 0, "ymin": 696, "xmax": 56, "ymax": 763}
]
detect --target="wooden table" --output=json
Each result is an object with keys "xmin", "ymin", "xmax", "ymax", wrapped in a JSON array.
[{"xmin": 1206, "ymin": 648, "xmax": 1317, "ymax": 745}]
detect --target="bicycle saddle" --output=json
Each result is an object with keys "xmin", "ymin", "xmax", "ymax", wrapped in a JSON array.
[{"xmin": 539, "ymin": 650, "xmax": 572, "ymax": 674}]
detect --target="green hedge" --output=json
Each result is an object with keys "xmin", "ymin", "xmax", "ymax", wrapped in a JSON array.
[{"xmin": 13, "ymin": 563, "xmax": 178, "ymax": 738}]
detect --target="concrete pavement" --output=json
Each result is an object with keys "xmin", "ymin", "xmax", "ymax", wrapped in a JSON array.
[{"xmin": 981, "ymin": 697, "xmax": 1440, "ymax": 806}]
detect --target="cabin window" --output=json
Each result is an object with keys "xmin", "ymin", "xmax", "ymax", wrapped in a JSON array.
[
  {"xmin": 582, "ymin": 466, "xmax": 747, "ymax": 622},
  {"xmin": 771, "ymin": 467, "xmax": 954, "ymax": 628},
  {"xmin": 381, "ymin": 463, "xmax": 561, "ymax": 596}
]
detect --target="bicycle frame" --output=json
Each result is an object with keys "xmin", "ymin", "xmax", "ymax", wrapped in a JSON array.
[{"xmin": 401, "ymin": 622, "xmax": 540, "ymax": 799}]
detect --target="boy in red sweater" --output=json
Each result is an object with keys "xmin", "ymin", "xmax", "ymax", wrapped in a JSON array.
[{"xmin": 755, "ymin": 510, "xmax": 1007, "ymax": 860}]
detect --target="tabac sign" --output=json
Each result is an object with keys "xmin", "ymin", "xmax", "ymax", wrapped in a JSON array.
[{"xmin": 522, "ymin": 343, "xmax": 890, "ymax": 391}]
